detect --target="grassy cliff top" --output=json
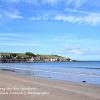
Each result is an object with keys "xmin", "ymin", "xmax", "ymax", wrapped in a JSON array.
[{"xmin": 0, "ymin": 52, "xmax": 66, "ymax": 59}]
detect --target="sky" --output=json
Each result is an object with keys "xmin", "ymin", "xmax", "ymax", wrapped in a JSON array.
[{"xmin": 0, "ymin": 0, "xmax": 100, "ymax": 60}]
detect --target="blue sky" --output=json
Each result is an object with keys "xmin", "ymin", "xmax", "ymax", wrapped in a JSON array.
[{"xmin": 0, "ymin": 0, "xmax": 100, "ymax": 60}]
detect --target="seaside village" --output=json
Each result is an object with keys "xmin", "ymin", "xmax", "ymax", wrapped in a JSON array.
[{"xmin": 0, "ymin": 52, "xmax": 72, "ymax": 63}]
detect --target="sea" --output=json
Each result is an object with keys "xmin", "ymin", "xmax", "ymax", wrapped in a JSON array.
[{"xmin": 0, "ymin": 61, "xmax": 100, "ymax": 85}]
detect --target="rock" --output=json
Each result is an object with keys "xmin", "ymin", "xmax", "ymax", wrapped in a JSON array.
[{"xmin": 82, "ymin": 81, "xmax": 86, "ymax": 83}]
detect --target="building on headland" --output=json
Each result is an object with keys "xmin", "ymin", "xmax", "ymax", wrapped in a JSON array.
[{"xmin": 29, "ymin": 56, "xmax": 72, "ymax": 62}]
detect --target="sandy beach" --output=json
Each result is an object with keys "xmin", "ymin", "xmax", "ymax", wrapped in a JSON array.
[{"xmin": 0, "ymin": 70, "xmax": 100, "ymax": 100}]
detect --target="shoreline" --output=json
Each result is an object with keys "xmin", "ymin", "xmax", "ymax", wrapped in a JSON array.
[
  {"xmin": 1, "ymin": 68, "xmax": 100, "ymax": 88},
  {"xmin": 0, "ymin": 70, "xmax": 100, "ymax": 100},
  {"xmin": 0, "ymin": 66, "xmax": 100, "ymax": 86}
]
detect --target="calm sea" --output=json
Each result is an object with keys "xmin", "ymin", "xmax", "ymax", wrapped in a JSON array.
[{"xmin": 0, "ymin": 61, "xmax": 100, "ymax": 85}]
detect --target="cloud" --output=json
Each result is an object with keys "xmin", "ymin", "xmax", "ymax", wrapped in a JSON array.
[
  {"xmin": 59, "ymin": 45, "xmax": 100, "ymax": 55},
  {"xmin": 65, "ymin": 8, "xmax": 97, "ymax": 15},
  {"xmin": 0, "ymin": 0, "xmax": 34, "ymax": 3},
  {"xmin": 0, "ymin": 0, "xmax": 87, "ymax": 7},
  {"xmin": 68, "ymin": 49, "xmax": 82, "ymax": 54},
  {"xmin": 30, "ymin": 14, "xmax": 49, "ymax": 21},
  {"xmin": 0, "ymin": 43, "xmax": 40, "ymax": 46},
  {"xmin": 54, "ymin": 13, "xmax": 100, "ymax": 25},
  {"xmin": 66, "ymin": 0, "xmax": 87, "ymax": 8},
  {"xmin": 0, "ymin": 37, "xmax": 17, "ymax": 41},
  {"xmin": 0, "ymin": 33, "xmax": 23, "ymax": 37},
  {"xmin": 1, "ymin": 0, "xmax": 100, "ymax": 26},
  {"xmin": 30, "ymin": 13, "xmax": 100, "ymax": 25},
  {"xmin": 3, "ymin": 9, "xmax": 23, "ymax": 19},
  {"xmin": 6, "ymin": 12, "xmax": 22, "ymax": 19},
  {"xmin": 0, "ymin": 33, "xmax": 24, "ymax": 42},
  {"xmin": 41, "ymin": 0, "xmax": 60, "ymax": 6}
]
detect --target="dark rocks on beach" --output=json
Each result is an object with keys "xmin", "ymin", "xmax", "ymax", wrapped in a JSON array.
[
  {"xmin": 33, "ymin": 72, "xmax": 34, "ymax": 76},
  {"xmin": 1, "ymin": 69, "xmax": 15, "ymax": 72},
  {"xmin": 82, "ymin": 81, "xmax": 86, "ymax": 83}
]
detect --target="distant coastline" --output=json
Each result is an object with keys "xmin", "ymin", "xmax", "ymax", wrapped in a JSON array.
[{"xmin": 0, "ymin": 52, "xmax": 76, "ymax": 63}]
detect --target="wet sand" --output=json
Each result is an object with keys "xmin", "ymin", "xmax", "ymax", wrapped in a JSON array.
[{"xmin": 0, "ymin": 70, "xmax": 100, "ymax": 100}]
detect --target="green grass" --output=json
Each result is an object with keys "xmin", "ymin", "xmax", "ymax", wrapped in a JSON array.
[{"xmin": 0, "ymin": 52, "xmax": 65, "ymax": 58}]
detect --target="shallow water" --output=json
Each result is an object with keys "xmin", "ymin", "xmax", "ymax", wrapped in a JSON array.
[{"xmin": 0, "ymin": 61, "xmax": 100, "ymax": 85}]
